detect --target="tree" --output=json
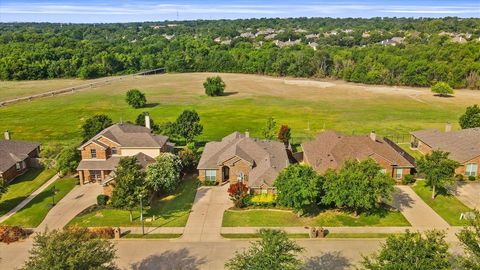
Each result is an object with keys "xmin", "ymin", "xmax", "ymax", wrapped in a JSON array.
[
  {"xmin": 277, "ymin": 125, "xmax": 291, "ymax": 145},
  {"xmin": 459, "ymin": 104, "xmax": 480, "ymax": 129},
  {"xmin": 322, "ymin": 159, "xmax": 395, "ymax": 215},
  {"xmin": 431, "ymin": 82, "xmax": 454, "ymax": 97},
  {"xmin": 81, "ymin": 115, "xmax": 113, "ymax": 141},
  {"xmin": 456, "ymin": 210, "xmax": 480, "ymax": 269},
  {"xmin": 174, "ymin": 110, "xmax": 203, "ymax": 143},
  {"xmin": 362, "ymin": 230, "xmax": 451, "ymax": 270},
  {"xmin": 204, "ymin": 76, "xmax": 226, "ymax": 96},
  {"xmin": 135, "ymin": 112, "xmax": 160, "ymax": 133},
  {"xmin": 110, "ymin": 157, "xmax": 148, "ymax": 222},
  {"xmin": 145, "ymin": 153, "xmax": 182, "ymax": 194},
  {"xmin": 225, "ymin": 229, "xmax": 304, "ymax": 270},
  {"xmin": 416, "ymin": 150, "xmax": 459, "ymax": 199},
  {"xmin": 262, "ymin": 117, "xmax": 277, "ymax": 140},
  {"xmin": 125, "ymin": 89, "xmax": 147, "ymax": 108},
  {"xmin": 178, "ymin": 146, "xmax": 200, "ymax": 173},
  {"xmin": 55, "ymin": 145, "xmax": 81, "ymax": 175},
  {"xmin": 0, "ymin": 176, "xmax": 7, "ymax": 200},
  {"xmin": 227, "ymin": 182, "xmax": 249, "ymax": 208},
  {"xmin": 274, "ymin": 164, "xmax": 322, "ymax": 215},
  {"xmin": 22, "ymin": 228, "xmax": 118, "ymax": 270}
]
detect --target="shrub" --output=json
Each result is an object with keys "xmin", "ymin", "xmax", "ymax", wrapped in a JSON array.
[
  {"xmin": 431, "ymin": 82, "xmax": 454, "ymax": 96},
  {"xmin": 245, "ymin": 194, "xmax": 277, "ymax": 208},
  {"xmin": 468, "ymin": 176, "xmax": 476, "ymax": 181},
  {"xmin": 0, "ymin": 225, "xmax": 28, "ymax": 244},
  {"xmin": 88, "ymin": 227, "xmax": 115, "ymax": 239},
  {"xmin": 97, "ymin": 194, "xmax": 109, "ymax": 206},
  {"xmin": 125, "ymin": 89, "xmax": 147, "ymax": 108},
  {"xmin": 402, "ymin": 174, "xmax": 416, "ymax": 185},
  {"xmin": 456, "ymin": 174, "xmax": 465, "ymax": 181},
  {"xmin": 228, "ymin": 182, "xmax": 249, "ymax": 208},
  {"xmin": 56, "ymin": 145, "xmax": 81, "ymax": 175},
  {"xmin": 204, "ymin": 76, "xmax": 226, "ymax": 96},
  {"xmin": 203, "ymin": 180, "xmax": 217, "ymax": 186}
]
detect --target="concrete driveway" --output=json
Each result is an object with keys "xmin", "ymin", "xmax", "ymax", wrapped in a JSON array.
[
  {"xmin": 454, "ymin": 181, "xmax": 480, "ymax": 209},
  {"xmin": 36, "ymin": 183, "xmax": 103, "ymax": 232}
]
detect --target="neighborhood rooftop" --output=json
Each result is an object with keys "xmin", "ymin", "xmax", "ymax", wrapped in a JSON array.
[{"xmin": 0, "ymin": 139, "xmax": 40, "ymax": 173}]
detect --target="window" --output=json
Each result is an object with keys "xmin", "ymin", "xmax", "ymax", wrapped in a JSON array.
[
  {"xmin": 466, "ymin": 163, "xmax": 478, "ymax": 177},
  {"xmin": 90, "ymin": 149, "xmax": 97, "ymax": 159},
  {"xmin": 395, "ymin": 168, "xmax": 403, "ymax": 179},
  {"xmin": 111, "ymin": 147, "xmax": 117, "ymax": 155},
  {"xmin": 15, "ymin": 162, "xmax": 22, "ymax": 171},
  {"xmin": 205, "ymin": 170, "xmax": 216, "ymax": 181},
  {"xmin": 237, "ymin": 172, "xmax": 245, "ymax": 183},
  {"xmin": 261, "ymin": 189, "xmax": 268, "ymax": 194}
]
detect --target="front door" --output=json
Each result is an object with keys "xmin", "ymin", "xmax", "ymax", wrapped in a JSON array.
[{"xmin": 222, "ymin": 166, "xmax": 230, "ymax": 182}]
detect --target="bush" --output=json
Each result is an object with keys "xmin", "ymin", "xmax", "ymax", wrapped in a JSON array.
[
  {"xmin": 203, "ymin": 180, "xmax": 217, "ymax": 186},
  {"xmin": 468, "ymin": 176, "xmax": 476, "ymax": 181},
  {"xmin": 56, "ymin": 145, "xmax": 81, "ymax": 175},
  {"xmin": 125, "ymin": 89, "xmax": 147, "ymax": 108},
  {"xmin": 245, "ymin": 194, "xmax": 277, "ymax": 208},
  {"xmin": 97, "ymin": 194, "xmax": 109, "ymax": 206},
  {"xmin": 456, "ymin": 174, "xmax": 465, "ymax": 181},
  {"xmin": 402, "ymin": 174, "xmax": 416, "ymax": 185},
  {"xmin": 0, "ymin": 225, "xmax": 28, "ymax": 244},
  {"xmin": 88, "ymin": 227, "xmax": 115, "ymax": 239},
  {"xmin": 228, "ymin": 182, "xmax": 249, "ymax": 208},
  {"xmin": 178, "ymin": 147, "xmax": 200, "ymax": 173},
  {"xmin": 204, "ymin": 76, "xmax": 226, "ymax": 96},
  {"xmin": 431, "ymin": 82, "xmax": 454, "ymax": 96}
]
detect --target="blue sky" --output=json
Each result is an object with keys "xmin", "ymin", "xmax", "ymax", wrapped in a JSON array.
[{"xmin": 0, "ymin": 0, "xmax": 479, "ymax": 23}]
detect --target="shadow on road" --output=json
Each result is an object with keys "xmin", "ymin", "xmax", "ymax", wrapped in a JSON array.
[
  {"xmin": 303, "ymin": 251, "xmax": 351, "ymax": 270},
  {"xmin": 392, "ymin": 188, "xmax": 414, "ymax": 210},
  {"xmin": 131, "ymin": 248, "xmax": 206, "ymax": 270}
]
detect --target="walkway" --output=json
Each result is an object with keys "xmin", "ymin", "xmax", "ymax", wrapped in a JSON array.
[
  {"xmin": 0, "ymin": 173, "xmax": 60, "ymax": 223},
  {"xmin": 392, "ymin": 185, "xmax": 449, "ymax": 228},
  {"xmin": 36, "ymin": 183, "xmax": 102, "ymax": 232}
]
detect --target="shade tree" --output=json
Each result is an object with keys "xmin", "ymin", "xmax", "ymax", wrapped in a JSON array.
[
  {"xmin": 81, "ymin": 114, "xmax": 113, "ymax": 141},
  {"xmin": 416, "ymin": 150, "xmax": 459, "ymax": 199}
]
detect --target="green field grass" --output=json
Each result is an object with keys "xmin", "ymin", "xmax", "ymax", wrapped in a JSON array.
[
  {"xmin": 1, "ymin": 177, "xmax": 77, "ymax": 227},
  {"xmin": 122, "ymin": 233, "xmax": 182, "ymax": 239},
  {"xmin": 222, "ymin": 208, "xmax": 410, "ymax": 227},
  {"xmin": 412, "ymin": 180, "xmax": 471, "ymax": 226},
  {"xmin": 0, "ymin": 168, "xmax": 56, "ymax": 217},
  {"xmin": 221, "ymin": 232, "xmax": 400, "ymax": 239},
  {"xmin": 69, "ymin": 177, "xmax": 197, "ymax": 227},
  {"xmin": 1, "ymin": 73, "xmax": 478, "ymax": 147}
]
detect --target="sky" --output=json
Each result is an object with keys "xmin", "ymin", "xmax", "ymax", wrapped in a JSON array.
[{"xmin": 0, "ymin": 0, "xmax": 479, "ymax": 23}]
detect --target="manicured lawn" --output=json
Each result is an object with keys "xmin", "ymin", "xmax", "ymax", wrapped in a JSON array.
[
  {"xmin": 222, "ymin": 233, "xmax": 309, "ymax": 239},
  {"xmin": 222, "ymin": 208, "xmax": 410, "ymax": 227},
  {"xmin": 0, "ymin": 168, "xmax": 56, "ymax": 217},
  {"xmin": 397, "ymin": 143, "xmax": 424, "ymax": 160},
  {"xmin": 412, "ymin": 180, "xmax": 471, "ymax": 226},
  {"xmin": 122, "ymin": 233, "xmax": 182, "ymax": 239},
  {"xmin": 2, "ymin": 177, "xmax": 77, "ymax": 227},
  {"xmin": 69, "ymin": 177, "xmax": 198, "ymax": 227},
  {"xmin": 221, "ymin": 232, "xmax": 400, "ymax": 239}
]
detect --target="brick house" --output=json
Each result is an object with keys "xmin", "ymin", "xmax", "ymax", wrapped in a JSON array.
[
  {"xmin": 197, "ymin": 131, "xmax": 289, "ymax": 194},
  {"xmin": 302, "ymin": 131, "xmax": 415, "ymax": 180},
  {"xmin": 76, "ymin": 115, "xmax": 173, "ymax": 194},
  {"xmin": 0, "ymin": 131, "xmax": 41, "ymax": 183},
  {"xmin": 410, "ymin": 127, "xmax": 480, "ymax": 178}
]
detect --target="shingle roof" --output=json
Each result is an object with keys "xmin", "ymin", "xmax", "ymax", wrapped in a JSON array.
[
  {"xmin": 0, "ymin": 139, "xmax": 40, "ymax": 172},
  {"xmin": 302, "ymin": 131, "xmax": 414, "ymax": 173},
  {"xmin": 197, "ymin": 132, "xmax": 289, "ymax": 187},
  {"xmin": 76, "ymin": 152, "xmax": 155, "ymax": 171},
  {"xmin": 410, "ymin": 128, "xmax": 480, "ymax": 162}
]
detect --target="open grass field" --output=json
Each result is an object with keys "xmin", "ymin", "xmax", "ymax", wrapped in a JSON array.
[
  {"xmin": 1, "ymin": 73, "xmax": 479, "ymax": 146},
  {"xmin": 222, "ymin": 208, "xmax": 410, "ymax": 227},
  {"xmin": 412, "ymin": 180, "xmax": 471, "ymax": 226},
  {"xmin": 69, "ymin": 177, "xmax": 197, "ymax": 227},
  {"xmin": 0, "ymin": 168, "xmax": 56, "ymax": 217}
]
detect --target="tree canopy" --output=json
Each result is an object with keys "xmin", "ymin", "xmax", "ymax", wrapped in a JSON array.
[
  {"xmin": 81, "ymin": 114, "xmax": 113, "ymax": 141},
  {"xmin": 145, "ymin": 153, "xmax": 183, "ymax": 193},
  {"xmin": 416, "ymin": 150, "xmax": 459, "ymax": 199},
  {"xmin": 174, "ymin": 110, "xmax": 203, "ymax": 142},
  {"xmin": 456, "ymin": 210, "xmax": 480, "ymax": 269},
  {"xmin": 459, "ymin": 104, "xmax": 480, "ymax": 129},
  {"xmin": 125, "ymin": 89, "xmax": 147, "ymax": 108},
  {"xmin": 431, "ymin": 82, "xmax": 454, "ymax": 96},
  {"xmin": 277, "ymin": 125, "xmax": 291, "ymax": 145},
  {"xmin": 55, "ymin": 145, "xmax": 81, "ymax": 175},
  {"xmin": 204, "ymin": 76, "xmax": 226, "ymax": 96},
  {"xmin": 135, "ymin": 112, "xmax": 160, "ymax": 133},
  {"xmin": 262, "ymin": 117, "xmax": 277, "ymax": 140}
]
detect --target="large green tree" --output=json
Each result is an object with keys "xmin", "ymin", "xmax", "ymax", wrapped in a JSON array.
[
  {"xmin": 459, "ymin": 104, "xmax": 480, "ymax": 129},
  {"xmin": 262, "ymin": 117, "xmax": 277, "ymax": 140},
  {"xmin": 225, "ymin": 229, "xmax": 304, "ymax": 270},
  {"xmin": 274, "ymin": 164, "xmax": 323, "ymax": 215},
  {"xmin": 204, "ymin": 76, "xmax": 226, "ymax": 96},
  {"xmin": 81, "ymin": 115, "xmax": 113, "ymax": 141},
  {"xmin": 416, "ymin": 150, "xmax": 459, "ymax": 199},
  {"xmin": 174, "ymin": 110, "xmax": 203, "ymax": 143},
  {"xmin": 322, "ymin": 159, "xmax": 395, "ymax": 215},
  {"xmin": 145, "ymin": 153, "xmax": 182, "ymax": 193},
  {"xmin": 22, "ymin": 228, "xmax": 118, "ymax": 270},
  {"xmin": 55, "ymin": 145, "xmax": 81, "ymax": 175},
  {"xmin": 362, "ymin": 230, "xmax": 451, "ymax": 270},
  {"xmin": 125, "ymin": 89, "xmax": 147, "ymax": 108},
  {"xmin": 456, "ymin": 210, "xmax": 480, "ymax": 269}
]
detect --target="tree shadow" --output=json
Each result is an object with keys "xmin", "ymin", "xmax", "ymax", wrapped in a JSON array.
[
  {"xmin": 222, "ymin": 91, "xmax": 238, "ymax": 96},
  {"xmin": 433, "ymin": 94, "xmax": 454, "ymax": 98},
  {"xmin": 144, "ymin": 103, "xmax": 160, "ymax": 108},
  {"xmin": 131, "ymin": 248, "xmax": 206, "ymax": 270},
  {"xmin": 303, "ymin": 251, "xmax": 351, "ymax": 270},
  {"xmin": 392, "ymin": 188, "xmax": 414, "ymax": 211}
]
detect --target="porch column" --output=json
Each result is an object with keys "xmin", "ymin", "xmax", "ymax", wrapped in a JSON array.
[
  {"xmin": 101, "ymin": 170, "xmax": 105, "ymax": 181},
  {"xmin": 79, "ymin": 171, "xmax": 84, "ymax": 185}
]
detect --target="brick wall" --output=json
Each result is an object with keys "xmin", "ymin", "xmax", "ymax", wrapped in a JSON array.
[
  {"xmin": 81, "ymin": 143, "xmax": 107, "ymax": 160},
  {"xmin": 456, "ymin": 155, "xmax": 480, "ymax": 177},
  {"xmin": 97, "ymin": 137, "xmax": 121, "ymax": 155}
]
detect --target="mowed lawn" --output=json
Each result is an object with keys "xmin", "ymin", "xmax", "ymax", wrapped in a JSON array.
[
  {"xmin": 412, "ymin": 180, "xmax": 471, "ymax": 226},
  {"xmin": 222, "ymin": 208, "xmax": 410, "ymax": 227},
  {"xmin": 69, "ymin": 177, "xmax": 198, "ymax": 227},
  {"xmin": 1, "ymin": 73, "xmax": 479, "ymax": 147},
  {"xmin": 0, "ymin": 168, "xmax": 56, "ymax": 217},
  {"xmin": 2, "ymin": 177, "xmax": 77, "ymax": 227}
]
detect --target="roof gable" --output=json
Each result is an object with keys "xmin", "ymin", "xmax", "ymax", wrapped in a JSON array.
[{"xmin": 0, "ymin": 139, "xmax": 40, "ymax": 172}]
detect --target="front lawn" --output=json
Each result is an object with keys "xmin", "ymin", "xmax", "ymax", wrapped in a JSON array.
[
  {"xmin": 0, "ymin": 168, "xmax": 56, "ymax": 217},
  {"xmin": 2, "ymin": 177, "xmax": 77, "ymax": 227},
  {"xmin": 222, "ymin": 208, "xmax": 410, "ymax": 227},
  {"xmin": 69, "ymin": 177, "xmax": 198, "ymax": 227},
  {"xmin": 412, "ymin": 180, "xmax": 471, "ymax": 226}
]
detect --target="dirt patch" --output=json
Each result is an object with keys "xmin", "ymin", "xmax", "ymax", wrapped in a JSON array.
[{"xmin": 283, "ymin": 79, "xmax": 336, "ymax": 88}]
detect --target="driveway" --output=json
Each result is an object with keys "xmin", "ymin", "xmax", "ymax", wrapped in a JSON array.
[
  {"xmin": 35, "ymin": 183, "xmax": 102, "ymax": 232},
  {"xmin": 454, "ymin": 181, "xmax": 480, "ymax": 209}
]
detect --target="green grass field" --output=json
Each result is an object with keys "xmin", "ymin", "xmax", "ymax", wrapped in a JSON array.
[
  {"xmin": 69, "ymin": 177, "xmax": 197, "ymax": 227},
  {"xmin": 412, "ymin": 180, "xmax": 471, "ymax": 226},
  {"xmin": 0, "ymin": 168, "xmax": 56, "ymax": 217},
  {"xmin": 1, "ymin": 73, "xmax": 478, "ymax": 147},
  {"xmin": 221, "ymin": 232, "xmax": 400, "ymax": 239},
  {"xmin": 222, "ymin": 208, "xmax": 410, "ymax": 227},
  {"xmin": 122, "ymin": 233, "xmax": 182, "ymax": 239},
  {"xmin": 1, "ymin": 177, "xmax": 77, "ymax": 227}
]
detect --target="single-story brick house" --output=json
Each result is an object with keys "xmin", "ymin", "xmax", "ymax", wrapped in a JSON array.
[
  {"xmin": 197, "ymin": 131, "xmax": 289, "ymax": 194},
  {"xmin": 302, "ymin": 131, "xmax": 415, "ymax": 180},
  {"xmin": 410, "ymin": 127, "xmax": 480, "ymax": 178},
  {"xmin": 0, "ymin": 131, "xmax": 41, "ymax": 183}
]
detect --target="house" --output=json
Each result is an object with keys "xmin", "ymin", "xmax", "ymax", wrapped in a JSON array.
[
  {"xmin": 410, "ymin": 126, "xmax": 480, "ymax": 178},
  {"xmin": 0, "ymin": 131, "xmax": 41, "ymax": 183},
  {"xmin": 76, "ymin": 114, "xmax": 173, "ymax": 187},
  {"xmin": 302, "ymin": 131, "xmax": 415, "ymax": 180},
  {"xmin": 197, "ymin": 131, "xmax": 289, "ymax": 194}
]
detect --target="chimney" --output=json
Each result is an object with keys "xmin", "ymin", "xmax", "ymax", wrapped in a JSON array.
[
  {"xmin": 245, "ymin": 129, "xmax": 250, "ymax": 138},
  {"xmin": 4, "ymin": 130, "xmax": 10, "ymax": 140},
  {"xmin": 145, "ymin": 113, "xmax": 151, "ymax": 129},
  {"xmin": 369, "ymin": 131, "xmax": 376, "ymax": 142},
  {"xmin": 445, "ymin": 122, "xmax": 452, "ymax": 132}
]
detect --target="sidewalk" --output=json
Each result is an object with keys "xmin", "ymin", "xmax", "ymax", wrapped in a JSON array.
[{"xmin": 0, "ymin": 173, "xmax": 60, "ymax": 223}]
